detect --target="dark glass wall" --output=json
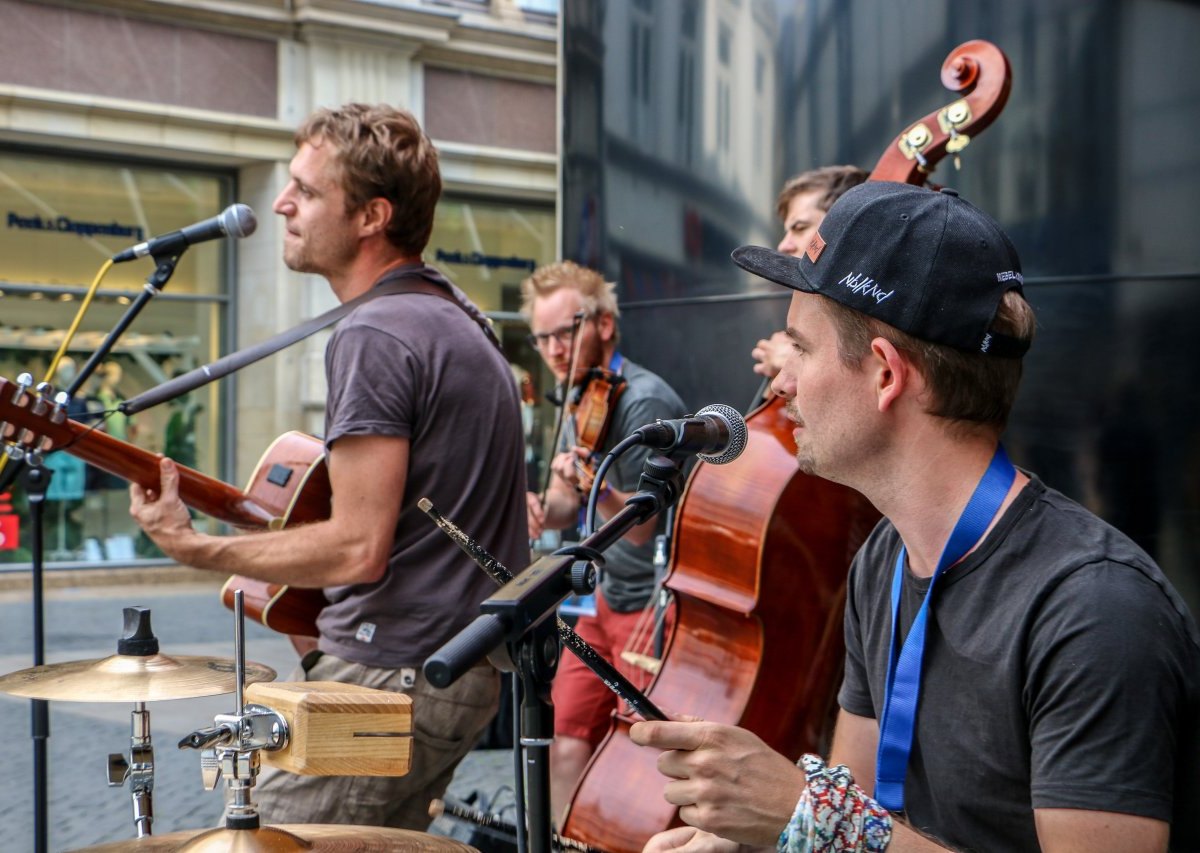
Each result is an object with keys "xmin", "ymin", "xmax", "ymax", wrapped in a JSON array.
[{"xmin": 562, "ymin": 0, "xmax": 1200, "ymax": 610}]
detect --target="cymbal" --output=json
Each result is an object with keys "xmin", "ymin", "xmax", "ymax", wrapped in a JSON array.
[
  {"xmin": 69, "ymin": 824, "xmax": 479, "ymax": 852},
  {"xmin": 0, "ymin": 653, "xmax": 276, "ymax": 702}
]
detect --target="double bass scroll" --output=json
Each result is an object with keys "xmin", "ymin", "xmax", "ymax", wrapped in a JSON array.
[{"xmin": 870, "ymin": 39, "xmax": 1012, "ymax": 184}]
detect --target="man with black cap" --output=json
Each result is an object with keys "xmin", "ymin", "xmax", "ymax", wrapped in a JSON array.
[{"xmin": 629, "ymin": 182, "xmax": 1199, "ymax": 853}]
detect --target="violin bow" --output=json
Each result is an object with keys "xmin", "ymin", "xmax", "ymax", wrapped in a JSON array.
[{"xmin": 539, "ymin": 310, "xmax": 587, "ymax": 513}]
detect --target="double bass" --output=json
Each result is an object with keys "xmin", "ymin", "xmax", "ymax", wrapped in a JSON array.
[{"xmin": 559, "ymin": 39, "xmax": 1013, "ymax": 853}]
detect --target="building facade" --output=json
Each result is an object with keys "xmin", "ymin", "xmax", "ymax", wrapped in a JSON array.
[{"xmin": 0, "ymin": 0, "xmax": 558, "ymax": 567}]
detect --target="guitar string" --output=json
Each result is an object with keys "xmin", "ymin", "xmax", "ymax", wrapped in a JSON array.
[{"xmin": 38, "ymin": 408, "xmax": 121, "ymax": 456}]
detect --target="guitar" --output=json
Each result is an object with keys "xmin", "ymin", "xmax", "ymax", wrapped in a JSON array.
[{"xmin": 0, "ymin": 376, "xmax": 327, "ymax": 637}]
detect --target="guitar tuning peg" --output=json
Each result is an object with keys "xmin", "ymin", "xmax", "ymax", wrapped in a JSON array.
[
  {"xmin": 53, "ymin": 391, "xmax": 69, "ymax": 412},
  {"xmin": 12, "ymin": 373, "xmax": 32, "ymax": 404},
  {"xmin": 30, "ymin": 385, "xmax": 54, "ymax": 419}
]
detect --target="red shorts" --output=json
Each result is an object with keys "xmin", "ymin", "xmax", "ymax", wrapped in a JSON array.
[{"xmin": 551, "ymin": 591, "xmax": 672, "ymax": 747}]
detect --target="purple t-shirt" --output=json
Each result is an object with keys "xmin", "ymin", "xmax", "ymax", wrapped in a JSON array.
[{"xmin": 315, "ymin": 266, "xmax": 530, "ymax": 668}]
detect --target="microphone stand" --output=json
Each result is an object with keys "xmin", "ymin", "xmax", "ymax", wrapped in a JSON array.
[
  {"xmin": 424, "ymin": 454, "xmax": 686, "ymax": 853},
  {"xmin": 23, "ymin": 459, "xmax": 51, "ymax": 853},
  {"xmin": 68, "ymin": 252, "xmax": 182, "ymax": 398},
  {"xmin": 0, "ymin": 252, "xmax": 182, "ymax": 495},
  {"xmin": 1, "ymin": 250, "xmax": 183, "ymax": 853}
]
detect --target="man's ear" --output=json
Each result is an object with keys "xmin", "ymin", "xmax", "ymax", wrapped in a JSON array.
[
  {"xmin": 358, "ymin": 197, "xmax": 393, "ymax": 238},
  {"xmin": 594, "ymin": 311, "xmax": 616, "ymax": 343},
  {"xmin": 870, "ymin": 337, "xmax": 912, "ymax": 413}
]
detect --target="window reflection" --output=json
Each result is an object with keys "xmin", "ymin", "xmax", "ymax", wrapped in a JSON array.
[{"xmin": 0, "ymin": 151, "xmax": 229, "ymax": 568}]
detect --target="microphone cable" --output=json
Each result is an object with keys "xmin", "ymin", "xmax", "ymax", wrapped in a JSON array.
[
  {"xmin": 582, "ymin": 433, "xmax": 642, "ymax": 536},
  {"xmin": 0, "ymin": 258, "xmax": 112, "ymax": 488}
]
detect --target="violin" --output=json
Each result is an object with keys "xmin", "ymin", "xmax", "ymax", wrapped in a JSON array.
[
  {"xmin": 559, "ymin": 39, "xmax": 1015, "ymax": 853},
  {"xmin": 567, "ymin": 367, "xmax": 627, "ymax": 489},
  {"xmin": 538, "ymin": 312, "xmax": 627, "ymax": 505}
]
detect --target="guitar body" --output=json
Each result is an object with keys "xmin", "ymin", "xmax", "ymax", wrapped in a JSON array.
[
  {"xmin": 0, "ymin": 376, "xmax": 332, "ymax": 638},
  {"xmin": 221, "ymin": 431, "xmax": 332, "ymax": 638}
]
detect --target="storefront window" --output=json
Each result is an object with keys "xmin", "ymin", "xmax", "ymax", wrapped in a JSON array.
[
  {"xmin": 428, "ymin": 196, "xmax": 557, "ymax": 491},
  {"xmin": 0, "ymin": 150, "xmax": 230, "ymax": 568}
]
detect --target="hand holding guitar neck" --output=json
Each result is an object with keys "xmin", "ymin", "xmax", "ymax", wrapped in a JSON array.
[{"xmin": 0, "ymin": 376, "xmax": 327, "ymax": 636}]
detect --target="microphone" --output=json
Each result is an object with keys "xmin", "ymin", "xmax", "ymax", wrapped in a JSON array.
[
  {"xmin": 634, "ymin": 403, "xmax": 748, "ymax": 465},
  {"xmin": 111, "ymin": 204, "xmax": 257, "ymax": 263}
]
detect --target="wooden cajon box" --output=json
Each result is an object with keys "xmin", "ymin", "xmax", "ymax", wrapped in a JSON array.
[{"xmin": 245, "ymin": 680, "xmax": 412, "ymax": 776}]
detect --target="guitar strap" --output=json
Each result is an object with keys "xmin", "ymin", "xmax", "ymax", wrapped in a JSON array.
[
  {"xmin": 122, "ymin": 265, "xmax": 500, "ymax": 415},
  {"xmin": 374, "ymin": 265, "xmax": 503, "ymax": 352}
]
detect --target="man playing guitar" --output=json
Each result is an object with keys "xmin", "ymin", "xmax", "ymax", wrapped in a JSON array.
[{"xmin": 130, "ymin": 103, "xmax": 530, "ymax": 831}]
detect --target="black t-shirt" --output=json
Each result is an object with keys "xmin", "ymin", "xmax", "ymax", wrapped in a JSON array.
[
  {"xmin": 316, "ymin": 265, "xmax": 530, "ymax": 669},
  {"xmin": 839, "ymin": 476, "xmax": 1200, "ymax": 852}
]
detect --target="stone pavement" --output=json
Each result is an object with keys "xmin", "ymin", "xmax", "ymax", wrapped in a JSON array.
[{"xmin": 0, "ymin": 578, "xmax": 517, "ymax": 852}]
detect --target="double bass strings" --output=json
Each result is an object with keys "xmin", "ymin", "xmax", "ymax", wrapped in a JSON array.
[{"xmin": 417, "ymin": 497, "xmax": 667, "ymax": 722}]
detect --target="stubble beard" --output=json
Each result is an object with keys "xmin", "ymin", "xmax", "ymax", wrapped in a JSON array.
[
  {"xmin": 283, "ymin": 234, "xmax": 353, "ymax": 280},
  {"xmin": 282, "ymin": 231, "xmax": 319, "ymax": 275},
  {"xmin": 282, "ymin": 244, "xmax": 310, "ymax": 274},
  {"xmin": 785, "ymin": 402, "xmax": 818, "ymax": 475},
  {"xmin": 793, "ymin": 446, "xmax": 819, "ymax": 477}
]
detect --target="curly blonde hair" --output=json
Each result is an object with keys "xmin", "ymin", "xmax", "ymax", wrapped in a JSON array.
[{"xmin": 519, "ymin": 261, "xmax": 621, "ymax": 322}]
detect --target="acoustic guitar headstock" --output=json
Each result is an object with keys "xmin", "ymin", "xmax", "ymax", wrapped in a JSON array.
[{"xmin": 0, "ymin": 374, "xmax": 71, "ymax": 460}]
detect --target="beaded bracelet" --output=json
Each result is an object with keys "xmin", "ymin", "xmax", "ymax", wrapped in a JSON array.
[{"xmin": 776, "ymin": 754, "xmax": 892, "ymax": 853}]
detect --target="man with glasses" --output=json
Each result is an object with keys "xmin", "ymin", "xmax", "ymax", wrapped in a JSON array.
[{"xmin": 520, "ymin": 260, "xmax": 688, "ymax": 824}]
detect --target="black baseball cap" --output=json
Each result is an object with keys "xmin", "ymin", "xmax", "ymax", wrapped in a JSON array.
[{"xmin": 732, "ymin": 181, "xmax": 1030, "ymax": 358}]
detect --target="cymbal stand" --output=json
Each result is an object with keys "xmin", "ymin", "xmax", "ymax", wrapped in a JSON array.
[
  {"xmin": 178, "ymin": 590, "xmax": 289, "ymax": 832},
  {"xmin": 103, "ymin": 606, "xmax": 168, "ymax": 837},
  {"xmin": 106, "ymin": 702, "xmax": 154, "ymax": 837}
]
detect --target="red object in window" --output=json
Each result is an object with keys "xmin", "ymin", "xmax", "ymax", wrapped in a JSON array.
[{"xmin": 0, "ymin": 514, "xmax": 18, "ymax": 551}]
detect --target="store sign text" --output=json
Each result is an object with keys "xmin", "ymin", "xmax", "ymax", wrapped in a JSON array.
[
  {"xmin": 434, "ymin": 248, "xmax": 536, "ymax": 272},
  {"xmin": 7, "ymin": 211, "xmax": 145, "ymax": 241}
]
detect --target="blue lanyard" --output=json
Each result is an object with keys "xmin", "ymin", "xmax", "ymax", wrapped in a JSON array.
[{"xmin": 874, "ymin": 444, "xmax": 1016, "ymax": 812}]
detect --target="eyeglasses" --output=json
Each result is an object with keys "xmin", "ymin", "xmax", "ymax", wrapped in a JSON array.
[{"xmin": 526, "ymin": 319, "xmax": 587, "ymax": 351}]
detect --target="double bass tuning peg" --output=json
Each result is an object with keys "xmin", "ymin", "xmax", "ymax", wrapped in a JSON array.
[{"xmin": 947, "ymin": 128, "xmax": 970, "ymax": 170}]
